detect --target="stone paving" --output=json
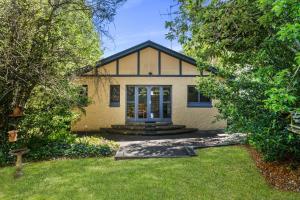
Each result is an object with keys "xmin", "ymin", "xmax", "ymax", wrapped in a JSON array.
[{"xmin": 114, "ymin": 132, "xmax": 246, "ymax": 160}]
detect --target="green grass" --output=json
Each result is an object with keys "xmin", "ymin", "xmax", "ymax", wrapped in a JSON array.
[{"xmin": 0, "ymin": 146, "xmax": 299, "ymax": 200}]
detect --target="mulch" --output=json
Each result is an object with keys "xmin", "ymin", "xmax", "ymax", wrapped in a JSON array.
[{"xmin": 246, "ymin": 146, "xmax": 300, "ymax": 192}]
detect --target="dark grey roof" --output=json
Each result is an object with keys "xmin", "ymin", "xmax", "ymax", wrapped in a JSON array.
[{"xmin": 96, "ymin": 40, "xmax": 196, "ymax": 67}]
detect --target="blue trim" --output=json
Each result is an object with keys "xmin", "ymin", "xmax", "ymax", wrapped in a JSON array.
[
  {"xmin": 137, "ymin": 51, "xmax": 140, "ymax": 75},
  {"xmin": 96, "ymin": 40, "xmax": 196, "ymax": 67},
  {"xmin": 78, "ymin": 41, "xmax": 218, "ymax": 76},
  {"xmin": 179, "ymin": 60, "xmax": 182, "ymax": 75},
  {"xmin": 110, "ymin": 103, "xmax": 120, "ymax": 107},
  {"xmin": 116, "ymin": 60, "xmax": 119, "ymax": 75},
  {"xmin": 158, "ymin": 51, "xmax": 161, "ymax": 75},
  {"xmin": 187, "ymin": 102, "xmax": 212, "ymax": 108}
]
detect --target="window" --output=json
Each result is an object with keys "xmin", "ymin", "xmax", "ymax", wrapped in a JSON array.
[
  {"xmin": 126, "ymin": 86, "xmax": 135, "ymax": 118},
  {"xmin": 110, "ymin": 85, "xmax": 120, "ymax": 107},
  {"xmin": 79, "ymin": 85, "xmax": 88, "ymax": 106},
  {"xmin": 163, "ymin": 87, "xmax": 171, "ymax": 118},
  {"xmin": 187, "ymin": 86, "xmax": 212, "ymax": 107}
]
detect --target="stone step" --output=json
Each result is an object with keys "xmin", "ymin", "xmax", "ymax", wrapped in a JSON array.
[
  {"xmin": 115, "ymin": 145, "xmax": 197, "ymax": 160},
  {"xmin": 101, "ymin": 128, "xmax": 198, "ymax": 136},
  {"xmin": 125, "ymin": 122, "xmax": 173, "ymax": 126},
  {"xmin": 111, "ymin": 125, "xmax": 186, "ymax": 131}
]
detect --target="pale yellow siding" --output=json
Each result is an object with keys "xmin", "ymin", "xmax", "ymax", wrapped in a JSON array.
[
  {"xmin": 98, "ymin": 61, "xmax": 116, "ymax": 75},
  {"xmin": 75, "ymin": 45, "xmax": 226, "ymax": 132},
  {"xmin": 72, "ymin": 76, "xmax": 226, "ymax": 131},
  {"xmin": 140, "ymin": 47, "xmax": 159, "ymax": 75},
  {"xmin": 161, "ymin": 52, "xmax": 180, "ymax": 75},
  {"xmin": 182, "ymin": 61, "xmax": 199, "ymax": 75},
  {"xmin": 119, "ymin": 53, "xmax": 137, "ymax": 75}
]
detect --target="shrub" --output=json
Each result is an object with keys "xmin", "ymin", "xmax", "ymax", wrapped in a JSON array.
[
  {"xmin": 75, "ymin": 136, "xmax": 119, "ymax": 148},
  {"xmin": 248, "ymin": 130, "xmax": 300, "ymax": 161},
  {"xmin": 23, "ymin": 136, "xmax": 118, "ymax": 162}
]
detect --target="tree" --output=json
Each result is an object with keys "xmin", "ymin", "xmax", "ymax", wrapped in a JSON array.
[
  {"xmin": 0, "ymin": 0, "xmax": 125, "ymax": 164},
  {"xmin": 166, "ymin": 0, "xmax": 300, "ymax": 161}
]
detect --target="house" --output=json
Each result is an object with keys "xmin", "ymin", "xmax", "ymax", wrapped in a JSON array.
[{"xmin": 72, "ymin": 41, "xmax": 226, "ymax": 133}]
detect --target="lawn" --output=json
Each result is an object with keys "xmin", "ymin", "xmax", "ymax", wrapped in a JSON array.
[{"xmin": 0, "ymin": 146, "xmax": 299, "ymax": 200}]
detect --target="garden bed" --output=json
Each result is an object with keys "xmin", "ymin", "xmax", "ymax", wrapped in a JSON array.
[
  {"xmin": 1, "ymin": 136, "xmax": 119, "ymax": 166},
  {"xmin": 247, "ymin": 146, "xmax": 300, "ymax": 192}
]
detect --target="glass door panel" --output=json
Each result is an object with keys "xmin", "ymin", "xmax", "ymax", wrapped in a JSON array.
[
  {"xmin": 163, "ymin": 87, "xmax": 171, "ymax": 118},
  {"xmin": 126, "ymin": 86, "xmax": 135, "ymax": 118},
  {"xmin": 138, "ymin": 87, "xmax": 147, "ymax": 119},
  {"xmin": 150, "ymin": 87, "xmax": 160, "ymax": 119},
  {"xmin": 126, "ymin": 85, "xmax": 171, "ymax": 122}
]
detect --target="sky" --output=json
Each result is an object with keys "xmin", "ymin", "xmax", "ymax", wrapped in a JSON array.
[{"xmin": 101, "ymin": 0, "xmax": 181, "ymax": 58}]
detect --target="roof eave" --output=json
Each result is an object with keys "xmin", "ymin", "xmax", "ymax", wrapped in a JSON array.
[{"xmin": 96, "ymin": 40, "xmax": 197, "ymax": 67}]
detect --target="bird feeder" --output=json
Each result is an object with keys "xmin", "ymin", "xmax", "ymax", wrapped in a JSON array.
[
  {"xmin": 9, "ymin": 105, "xmax": 23, "ymax": 117},
  {"xmin": 8, "ymin": 130, "xmax": 18, "ymax": 142},
  {"xmin": 9, "ymin": 148, "xmax": 29, "ymax": 178}
]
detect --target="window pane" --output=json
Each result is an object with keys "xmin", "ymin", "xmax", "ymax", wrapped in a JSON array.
[
  {"xmin": 151, "ymin": 87, "xmax": 160, "ymax": 118},
  {"xmin": 188, "ymin": 86, "xmax": 198, "ymax": 102},
  {"xmin": 163, "ymin": 87, "xmax": 171, "ymax": 102},
  {"xmin": 127, "ymin": 102, "xmax": 135, "ymax": 118},
  {"xmin": 163, "ymin": 102, "xmax": 171, "ymax": 118},
  {"xmin": 200, "ymin": 93, "xmax": 211, "ymax": 103},
  {"xmin": 127, "ymin": 86, "xmax": 135, "ymax": 102},
  {"xmin": 138, "ymin": 87, "xmax": 147, "ymax": 118},
  {"xmin": 80, "ymin": 85, "xmax": 88, "ymax": 97},
  {"xmin": 110, "ymin": 85, "xmax": 120, "ymax": 105},
  {"xmin": 79, "ymin": 85, "xmax": 88, "ymax": 106}
]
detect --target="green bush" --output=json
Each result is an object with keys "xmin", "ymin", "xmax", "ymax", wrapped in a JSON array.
[
  {"xmin": 24, "ymin": 136, "xmax": 118, "ymax": 162},
  {"xmin": 249, "ymin": 130, "xmax": 300, "ymax": 161},
  {"xmin": 26, "ymin": 141, "xmax": 70, "ymax": 161},
  {"xmin": 26, "ymin": 134, "xmax": 118, "ymax": 161},
  {"xmin": 0, "ymin": 127, "xmax": 119, "ymax": 166},
  {"xmin": 48, "ymin": 130, "xmax": 77, "ymax": 144}
]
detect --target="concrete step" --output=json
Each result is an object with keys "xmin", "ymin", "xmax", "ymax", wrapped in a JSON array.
[
  {"xmin": 111, "ymin": 125, "xmax": 186, "ymax": 131},
  {"xmin": 101, "ymin": 128, "xmax": 198, "ymax": 136},
  {"xmin": 115, "ymin": 145, "xmax": 197, "ymax": 160},
  {"xmin": 125, "ymin": 122, "xmax": 173, "ymax": 126}
]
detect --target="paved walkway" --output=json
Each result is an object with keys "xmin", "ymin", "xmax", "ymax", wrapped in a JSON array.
[
  {"xmin": 113, "ymin": 131, "xmax": 246, "ymax": 160},
  {"xmin": 78, "ymin": 130, "xmax": 246, "ymax": 159}
]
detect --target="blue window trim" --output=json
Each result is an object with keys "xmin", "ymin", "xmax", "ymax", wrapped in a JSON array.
[
  {"xmin": 187, "ymin": 85, "xmax": 212, "ymax": 108},
  {"xmin": 110, "ymin": 85, "xmax": 120, "ymax": 107},
  {"xmin": 187, "ymin": 102, "xmax": 212, "ymax": 108},
  {"xmin": 110, "ymin": 102, "xmax": 120, "ymax": 107}
]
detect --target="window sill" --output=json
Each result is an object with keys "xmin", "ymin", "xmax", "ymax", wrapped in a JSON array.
[
  {"xmin": 187, "ymin": 102, "xmax": 212, "ymax": 108},
  {"xmin": 110, "ymin": 103, "xmax": 120, "ymax": 107}
]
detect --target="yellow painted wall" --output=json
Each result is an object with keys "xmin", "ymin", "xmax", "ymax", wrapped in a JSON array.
[
  {"xmin": 119, "ymin": 53, "xmax": 138, "ymax": 74},
  {"xmin": 140, "ymin": 47, "xmax": 159, "ymax": 75},
  {"xmin": 98, "ymin": 61, "xmax": 116, "ymax": 75},
  {"xmin": 161, "ymin": 52, "xmax": 180, "ymax": 75},
  {"xmin": 182, "ymin": 61, "xmax": 199, "ymax": 75},
  {"xmin": 72, "ymin": 76, "xmax": 226, "ymax": 131}
]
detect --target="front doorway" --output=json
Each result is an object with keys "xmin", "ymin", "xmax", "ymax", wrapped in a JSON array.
[{"xmin": 126, "ymin": 85, "xmax": 171, "ymax": 122}]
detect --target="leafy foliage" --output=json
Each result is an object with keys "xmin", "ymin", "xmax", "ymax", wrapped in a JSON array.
[
  {"xmin": 167, "ymin": 0, "xmax": 300, "ymax": 161},
  {"xmin": 1, "ymin": 134, "xmax": 118, "ymax": 165},
  {"xmin": 26, "ymin": 136, "xmax": 118, "ymax": 162},
  {"xmin": 0, "ymin": 0, "xmax": 125, "ymax": 163}
]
